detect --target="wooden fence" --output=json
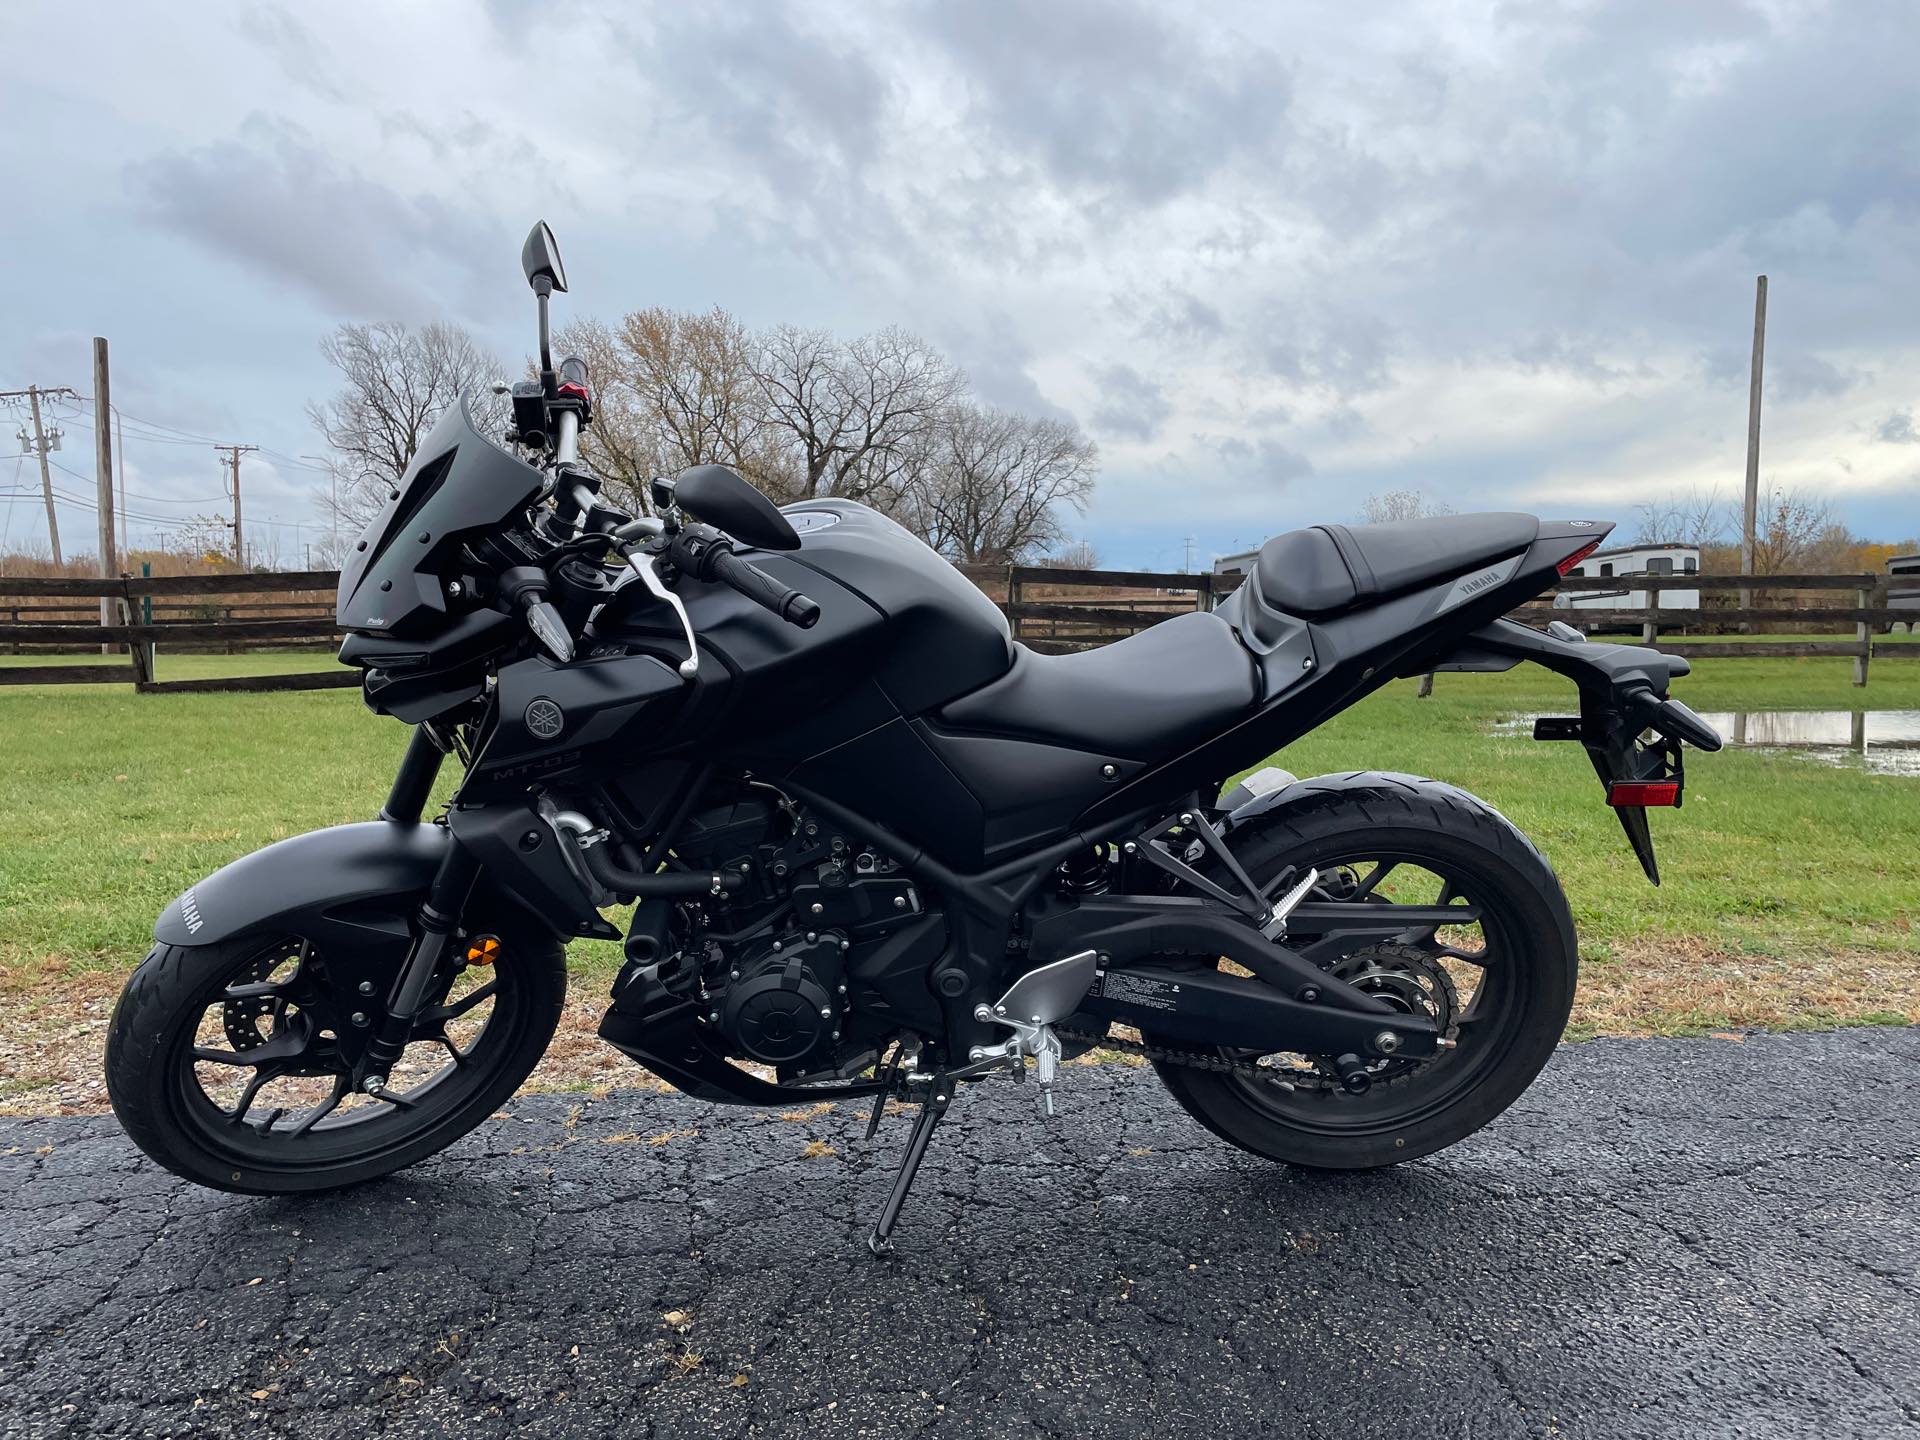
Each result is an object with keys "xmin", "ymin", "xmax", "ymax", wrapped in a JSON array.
[
  {"xmin": 0, "ymin": 571, "xmax": 349, "ymax": 694},
  {"xmin": 0, "ymin": 565, "xmax": 1912, "ymax": 694}
]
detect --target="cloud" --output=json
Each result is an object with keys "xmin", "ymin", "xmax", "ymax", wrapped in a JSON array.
[
  {"xmin": 913, "ymin": 0, "xmax": 1292, "ymax": 206},
  {"xmin": 132, "ymin": 119, "xmax": 505, "ymax": 320},
  {"xmin": 1875, "ymin": 410, "xmax": 1918, "ymax": 444},
  {"xmin": 1213, "ymin": 435, "xmax": 1314, "ymax": 487},
  {"xmin": 1089, "ymin": 364, "xmax": 1172, "ymax": 441}
]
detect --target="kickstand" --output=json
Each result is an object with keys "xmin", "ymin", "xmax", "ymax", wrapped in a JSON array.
[
  {"xmin": 866, "ymin": 1070, "xmax": 951, "ymax": 1257},
  {"xmin": 863, "ymin": 1043, "xmax": 904, "ymax": 1141}
]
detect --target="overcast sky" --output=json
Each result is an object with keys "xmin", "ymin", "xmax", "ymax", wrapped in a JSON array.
[{"xmin": 3, "ymin": 0, "xmax": 1916, "ymax": 568}]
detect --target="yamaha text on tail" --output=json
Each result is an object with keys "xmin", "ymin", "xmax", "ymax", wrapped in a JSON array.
[{"xmin": 106, "ymin": 222, "xmax": 1722, "ymax": 1253}]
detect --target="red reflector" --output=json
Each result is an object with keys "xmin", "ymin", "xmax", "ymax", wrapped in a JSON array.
[
  {"xmin": 1608, "ymin": 781, "xmax": 1680, "ymax": 807},
  {"xmin": 1557, "ymin": 539, "xmax": 1601, "ymax": 576},
  {"xmin": 557, "ymin": 381, "xmax": 590, "ymax": 401}
]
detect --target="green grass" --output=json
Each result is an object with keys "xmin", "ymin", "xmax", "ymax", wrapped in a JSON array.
[{"xmin": 0, "ymin": 650, "xmax": 1915, "ymax": 1089}]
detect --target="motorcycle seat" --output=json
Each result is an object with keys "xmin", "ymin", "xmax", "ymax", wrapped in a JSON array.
[
  {"xmin": 1252, "ymin": 512, "xmax": 1539, "ymax": 618},
  {"xmin": 935, "ymin": 611, "xmax": 1258, "ymax": 763}
]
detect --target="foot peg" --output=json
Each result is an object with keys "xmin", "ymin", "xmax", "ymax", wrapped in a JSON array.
[
  {"xmin": 863, "ymin": 952, "xmax": 1098, "ymax": 1254},
  {"xmin": 967, "ymin": 948, "xmax": 1098, "ymax": 1116}
]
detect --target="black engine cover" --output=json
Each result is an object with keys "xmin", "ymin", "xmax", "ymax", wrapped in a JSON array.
[{"xmin": 719, "ymin": 933, "xmax": 844, "ymax": 1065}]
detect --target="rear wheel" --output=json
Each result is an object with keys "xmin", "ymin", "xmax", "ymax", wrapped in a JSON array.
[
  {"xmin": 1149, "ymin": 773, "xmax": 1577, "ymax": 1170},
  {"xmin": 105, "ymin": 914, "xmax": 565, "ymax": 1194}
]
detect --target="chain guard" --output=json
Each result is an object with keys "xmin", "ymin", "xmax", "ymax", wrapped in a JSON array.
[{"xmin": 1059, "ymin": 942, "xmax": 1461, "ymax": 1094}]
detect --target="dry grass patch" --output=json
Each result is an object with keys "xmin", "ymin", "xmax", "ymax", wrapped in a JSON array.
[{"xmin": 1568, "ymin": 937, "xmax": 1919, "ymax": 1038}]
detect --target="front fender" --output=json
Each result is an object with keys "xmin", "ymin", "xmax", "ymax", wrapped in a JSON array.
[{"xmin": 154, "ymin": 821, "xmax": 450, "ymax": 950}]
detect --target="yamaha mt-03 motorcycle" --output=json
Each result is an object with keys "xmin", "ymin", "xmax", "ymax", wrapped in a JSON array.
[{"xmin": 106, "ymin": 222, "xmax": 1723, "ymax": 1253}]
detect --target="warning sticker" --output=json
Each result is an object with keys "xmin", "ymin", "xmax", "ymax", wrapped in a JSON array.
[{"xmin": 1098, "ymin": 970, "xmax": 1182, "ymax": 1013}]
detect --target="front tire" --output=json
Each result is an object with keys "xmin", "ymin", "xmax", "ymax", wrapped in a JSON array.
[
  {"xmin": 106, "ymin": 915, "xmax": 565, "ymax": 1195},
  {"xmin": 1151, "ymin": 772, "xmax": 1577, "ymax": 1171}
]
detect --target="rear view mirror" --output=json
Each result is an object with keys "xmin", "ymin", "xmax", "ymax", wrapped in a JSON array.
[
  {"xmin": 521, "ymin": 222, "xmax": 567, "ymax": 294},
  {"xmin": 674, "ymin": 465, "xmax": 801, "ymax": 551}
]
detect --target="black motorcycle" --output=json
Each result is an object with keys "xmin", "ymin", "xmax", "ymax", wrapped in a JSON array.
[{"xmin": 106, "ymin": 223, "xmax": 1722, "ymax": 1252}]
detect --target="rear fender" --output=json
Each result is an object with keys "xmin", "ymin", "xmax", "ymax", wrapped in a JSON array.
[
  {"xmin": 154, "ymin": 821, "xmax": 452, "ymax": 952},
  {"xmin": 1420, "ymin": 619, "xmax": 1723, "ymax": 883}
]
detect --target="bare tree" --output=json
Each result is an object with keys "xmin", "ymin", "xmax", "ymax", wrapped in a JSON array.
[
  {"xmin": 1753, "ymin": 486, "xmax": 1841, "ymax": 573},
  {"xmin": 549, "ymin": 316, "xmax": 670, "ymax": 513},
  {"xmin": 909, "ymin": 405, "xmax": 1099, "ymax": 564},
  {"xmin": 616, "ymin": 307, "xmax": 787, "ymax": 491},
  {"xmin": 307, "ymin": 321, "xmax": 503, "ymax": 529},
  {"xmin": 755, "ymin": 325, "xmax": 964, "ymax": 508},
  {"xmin": 164, "ymin": 513, "xmax": 242, "ymax": 567},
  {"xmin": 1039, "ymin": 538, "xmax": 1102, "ymax": 570},
  {"xmin": 1633, "ymin": 486, "xmax": 1733, "ymax": 546},
  {"xmin": 1360, "ymin": 488, "xmax": 1453, "ymax": 524}
]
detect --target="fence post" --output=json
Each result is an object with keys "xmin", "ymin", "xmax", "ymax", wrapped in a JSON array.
[
  {"xmin": 118, "ymin": 576, "xmax": 150, "ymax": 689},
  {"xmin": 1642, "ymin": 583, "xmax": 1659, "ymax": 647},
  {"xmin": 1855, "ymin": 583, "xmax": 1873, "ymax": 687},
  {"xmin": 1005, "ymin": 565, "xmax": 1021, "ymax": 643},
  {"xmin": 1417, "ymin": 672, "xmax": 1435, "ymax": 699},
  {"xmin": 1196, "ymin": 571, "xmax": 1212, "ymax": 612}
]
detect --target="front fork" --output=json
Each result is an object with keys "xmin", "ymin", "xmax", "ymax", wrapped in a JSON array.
[{"xmin": 362, "ymin": 725, "xmax": 473, "ymax": 1092}]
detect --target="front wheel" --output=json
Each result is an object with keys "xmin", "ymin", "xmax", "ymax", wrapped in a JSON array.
[
  {"xmin": 1150, "ymin": 773, "xmax": 1578, "ymax": 1171},
  {"xmin": 105, "ymin": 915, "xmax": 565, "ymax": 1194}
]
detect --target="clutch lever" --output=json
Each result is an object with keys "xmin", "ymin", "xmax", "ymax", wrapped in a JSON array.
[{"xmin": 620, "ymin": 548, "xmax": 700, "ymax": 679}]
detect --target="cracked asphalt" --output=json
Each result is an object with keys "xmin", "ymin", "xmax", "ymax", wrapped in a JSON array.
[{"xmin": 1, "ymin": 1029, "xmax": 1916, "ymax": 1439}]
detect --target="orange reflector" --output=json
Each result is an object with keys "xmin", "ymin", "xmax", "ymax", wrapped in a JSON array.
[
  {"xmin": 465, "ymin": 935, "xmax": 502, "ymax": 966},
  {"xmin": 1607, "ymin": 781, "xmax": 1680, "ymax": 807}
]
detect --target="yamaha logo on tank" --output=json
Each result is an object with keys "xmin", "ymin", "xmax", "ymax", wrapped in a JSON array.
[{"xmin": 524, "ymin": 698, "xmax": 566, "ymax": 740}]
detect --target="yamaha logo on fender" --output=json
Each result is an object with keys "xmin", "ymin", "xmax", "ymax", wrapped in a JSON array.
[{"xmin": 524, "ymin": 697, "xmax": 566, "ymax": 741}]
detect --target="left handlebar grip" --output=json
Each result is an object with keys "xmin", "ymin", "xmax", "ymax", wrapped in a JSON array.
[{"xmin": 707, "ymin": 547, "xmax": 821, "ymax": 628}]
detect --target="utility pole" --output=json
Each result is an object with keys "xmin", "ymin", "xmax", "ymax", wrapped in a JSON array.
[
  {"xmin": 93, "ymin": 340, "xmax": 116, "ymax": 643},
  {"xmin": 1741, "ymin": 275, "xmax": 1767, "ymax": 611},
  {"xmin": 214, "ymin": 443, "xmax": 259, "ymax": 567},
  {"xmin": 115, "ymin": 408, "xmax": 127, "ymax": 561},
  {"xmin": 3, "ymin": 384, "xmax": 77, "ymax": 564}
]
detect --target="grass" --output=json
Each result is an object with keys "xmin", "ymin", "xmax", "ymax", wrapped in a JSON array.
[{"xmin": 2, "ymin": 649, "xmax": 1916, "ymax": 1113}]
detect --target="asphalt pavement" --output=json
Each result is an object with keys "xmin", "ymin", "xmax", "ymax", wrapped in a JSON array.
[{"xmin": 1, "ymin": 1028, "xmax": 1916, "ymax": 1439}]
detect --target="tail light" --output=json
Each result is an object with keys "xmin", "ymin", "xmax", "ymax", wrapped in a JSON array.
[{"xmin": 1557, "ymin": 540, "xmax": 1601, "ymax": 576}]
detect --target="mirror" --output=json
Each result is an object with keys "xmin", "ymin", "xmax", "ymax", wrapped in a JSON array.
[
  {"xmin": 521, "ymin": 221, "xmax": 567, "ymax": 293},
  {"xmin": 673, "ymin": 465, "xmax": 801, "ymax": 551}
]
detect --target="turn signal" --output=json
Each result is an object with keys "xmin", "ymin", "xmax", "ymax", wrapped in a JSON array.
[
  {"xmin": 1607, "ymin": 781, "xmax": 1680, "ymax": 807},
  {"xmin": 465, "ymin": 935, "xmax": 502, "ymax": 966}
]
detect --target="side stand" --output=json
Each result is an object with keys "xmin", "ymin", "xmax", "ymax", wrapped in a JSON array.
[{"xmin": 866, "ymin": 1072, "xmax": 952, "ymax": 1257}]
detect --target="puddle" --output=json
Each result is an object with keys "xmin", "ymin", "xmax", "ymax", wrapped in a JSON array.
[{"xmin": 1494, "ymin": 710, "xmax": 1920, "ymax": 777}]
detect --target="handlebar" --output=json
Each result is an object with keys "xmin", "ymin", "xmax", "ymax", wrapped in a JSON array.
[{"xmin": 703, "ymin": 546, "xmax": 822, "ymax": 628}]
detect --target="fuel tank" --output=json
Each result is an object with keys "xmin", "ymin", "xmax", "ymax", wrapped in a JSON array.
[
  {"xmin": 569, "ymin": 500, "xmax": 1013, "ymax": 775},
  {"xmin": 779, "ymin": 500, "xmax": 1013, "ymax": 716}
]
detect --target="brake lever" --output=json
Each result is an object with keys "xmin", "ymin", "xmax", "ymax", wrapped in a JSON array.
[{"xmin": 621, "ymin": 549, "xmax": 700, "ymax": 679}]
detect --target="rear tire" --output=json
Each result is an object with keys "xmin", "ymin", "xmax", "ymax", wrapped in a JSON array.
[
  {"xmin": 106, "ymin": 914, "xmax": 565, "ymax": 1195},
  {"xmin": 1150, "ymin": 772, "xmax": 1576, "ymax": 1170}
]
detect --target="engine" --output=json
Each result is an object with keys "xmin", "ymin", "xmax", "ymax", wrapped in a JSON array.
[
  {"xmin": 666, "ymin": 783, "xmax": 946, "ymax": 1078},
  {"xmin": 717, "ymin": 931, "xmax": 846, "ymax": 1066}
]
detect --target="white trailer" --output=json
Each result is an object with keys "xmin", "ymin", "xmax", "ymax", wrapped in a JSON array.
[
  {"xmin": 1890, "ymin": 553, "xmax": 1920, "ymax": 632},
  {"xmin": 1555, "ymin": 542, "xmax": 1701, "ymax": 614}
]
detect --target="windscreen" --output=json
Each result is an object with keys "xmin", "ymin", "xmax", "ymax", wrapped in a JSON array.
[{"xmin": 336, "ymin": 396, "xmax": 547, "ymax": 637}]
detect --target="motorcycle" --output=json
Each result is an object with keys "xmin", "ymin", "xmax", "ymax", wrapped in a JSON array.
[{"xmin": 105, "ymin": 222, "xmax": 1722, "ymax": 1253}]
